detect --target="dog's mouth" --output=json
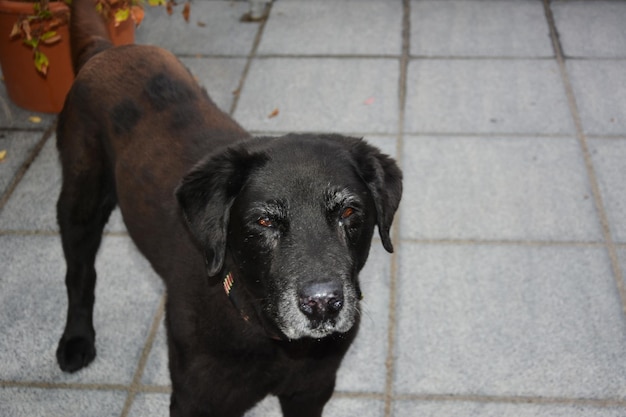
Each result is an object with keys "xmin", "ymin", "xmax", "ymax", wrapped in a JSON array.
[
  {"xmin": 225, "ymin": 271, "xmax": 359, "ymax": 340},
  {"xmin": 271, "ymin": 286, "xmax": 359, "ymax": 340}
]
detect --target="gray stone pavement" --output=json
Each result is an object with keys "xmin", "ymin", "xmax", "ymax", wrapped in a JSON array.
[{"xmin": 2, "ymin": 0, "xmax": 626, "ymax": 416}]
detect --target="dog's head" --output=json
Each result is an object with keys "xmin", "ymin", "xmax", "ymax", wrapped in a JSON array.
[{"xmin": 176, "ymin": 134, "xmax": 402, "ymax": 340}]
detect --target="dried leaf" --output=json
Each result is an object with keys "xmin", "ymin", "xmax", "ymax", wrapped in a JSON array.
[
  {"xmin": 41, "ymin": 34, "xmax": 62, "ymax": 45},
  {"xmin": 197, "ymin": 20, "xmax": 206, "ymax": 27},
  {"xmin": 182, "ymin": 2, "xmax": 190, "ymax": 22},
  {"xmin": 166, "ymin": 1, "xmax": 173, "ymax": 15},
  {"xmin": 29, "ymin": 116, "xmax": 42, "ymax": 124},
  {"xmin": 10, "ymin": 22, "xmax": 21, "ymax": 39},
  {"xmin": 0, "ymin": 150, "xmax": 6, "ymax": 162},
  {"xmin": 47, "ymin": 16, "xmax": 65, "ymax": 30},
  {"xmin": 131, "ymin": 5, "xmax": 145, "ymax": 26},
  {"xmin": 23, "ymin": 20, "xmax": 32, "ymax": 41},
  {"xmin": 268, "ymin": 108, "xmax": 279, "ymax": 119}
]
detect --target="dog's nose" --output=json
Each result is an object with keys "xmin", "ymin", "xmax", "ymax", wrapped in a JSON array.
[{"xmin": 298, "ymin": 282, "xmax": 344, "ymax": 322}]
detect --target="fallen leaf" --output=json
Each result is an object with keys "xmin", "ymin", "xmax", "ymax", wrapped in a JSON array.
[
  {"xmin": 0, "ymin": 150, "xmax": 6, "ymax": 162},
  {"xmin": 363, "ymin": 97, "xmax": 375, "ymax": 105},
  {"xmin": 268, "ymin": 108, "xmax": 279, "ymax": 119},
  {"xmin": 197, "ymin": 20, "xmax": 206, "ymax": 27},
  {"xmin": 182, "ymin": 2, "xmax": 190, "ymax": 22},
  {"xmin": 29, "ymin": 116, "xmax": 42, "ymax": 124}
]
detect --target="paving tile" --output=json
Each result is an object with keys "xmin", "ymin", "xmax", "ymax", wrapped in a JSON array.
[
  {"xmin": 244, "ymin": 396, "xmax": 282, "ymax": 417},
  {"xmin": 135, "ymin": 1, "xmax": 259, "ymax": 56},
  {"xmin": 127, "ymin": 393, "xmax": 170, "ymax": 417},
  {"xmin": 617, "ymin": 248, "xmax": 626, "ymax": 291},
  {"xmin": 589, "ymin": 138, "xmax": 626, "ymax": 243},
  {"xmin": 400, "ymin": 136, "xmax": 602, "ymax": 241},
  {"xmin": 0, "ymin": 137, "xmax": 59, "ymax": 231},
  {"xmin": 411, "ymin": 0, "xmax": 553, "ymax": 57},
  {"xmin": 394, "ymin": 400, "xmax": 626, "ymax": 417},
  {"xmin": 317, "ymin": 397, "xmax": 385, "ymax": 417},
  {"xmin": 235, "ymin": 58, "xmax": 399, "ymax": 133},
  {"xmin": 0, "ymin": 387, "xmax": 126, "ymax": 417},
  {"xmin": 336, "ymin": 243, "xmax": 391, "ymax": 393},
  {"xmin": 258, "ymin": 1, "xmax": 402, "ymax": 55},
  {"xmin": 0, "ymin": 138, "xmax": 122, "ymax": 232},
  {"xmin": 395, "ymin": 243, "xmax": 626, "ymax": 398},
  {"xmin": 0, "ymin": 131, "xmax": 40, "ymax": 197},
  {"xmin": 179, "ymin": 57, "xmax": 247, "ymax": 113},
  {"xmin": 141, "ymin": 321, "xmax": 169, "ymax": 386},
  {"xmin": 365, "ymin": 135, "xmax": 398, "ymax": 160},
  {"xmin": 567, "ymin": 61, "xmax": 626, "ymax": 136},
  {"xmin": 552, "ymin": 0, "xmax": 626, "ymax": 58},
  {"xmin": 0, "ymin": 235, "xmax": 163, "ymax": 384},
  {"xmin": 0, "ymin": 136, "xmax": 125, "ymax": 232},
  {"xmin": 404, "ymin": 59, "xmax": 574, "ymax": 135}
]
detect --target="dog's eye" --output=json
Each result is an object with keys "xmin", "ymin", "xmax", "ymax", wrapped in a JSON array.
[
  {"xmin": 257, "ymin": 217, "xmax": 274, "ymax": 228},
  {"xmin": 341, "ymin": 207, "xmax": 354, "ymax": 219}
]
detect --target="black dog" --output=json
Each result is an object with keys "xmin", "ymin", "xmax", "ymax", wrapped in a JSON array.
[{"xmin": 55, "ymin": 1, "xmax": 402, "ymax": 415}]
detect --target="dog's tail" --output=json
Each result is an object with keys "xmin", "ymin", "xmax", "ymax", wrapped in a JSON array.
[{"xmin": 70, "ymin": 0, "xmax": 114, "ymax": 74}]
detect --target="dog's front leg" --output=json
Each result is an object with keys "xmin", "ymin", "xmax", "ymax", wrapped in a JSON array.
[{"xmin": 278, "ymin": 381, "xmax": 335, "ymax": 417}]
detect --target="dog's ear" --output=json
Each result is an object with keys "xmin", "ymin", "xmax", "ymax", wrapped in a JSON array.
[
  {"xmin": 176, "ymin": 146, "xmax": 268, "ymax": 276},
  {"xmin": 349, "ymin": 139, "xmax": 403, "ymax": 253}
]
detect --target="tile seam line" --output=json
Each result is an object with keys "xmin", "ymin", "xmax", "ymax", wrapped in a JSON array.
[
  {"xmin": 119, "ymin": 295, "xmax": 166, "ymax": 417},
  {"xmin": 400, "ymin": 238, "xmax": 606, "ymax": 247},
  {"xmin": 0, "ymin": 127, "xmax": 50, "ymax": 133},
  {"xmin": 394, "ymin": 393, "xmax": 626, "ymax": 408},
  {"xmin": 171, "ymin": 54, "xmax": 626, "ymax": 62},
  {"xmin": 247, "ymin": 131, "xmax": 402, "ymax": 138},
  {"xmin": 0, "ymin": 380, "xmax": 172, "ymax": 393},
  {"xmin": 383, "ymin": 1, "xmax": 410, "ymax": 416},
  {"xmin": 403, "ymin": 132, "xmax": 577, "ymax": 138},
  {"xmin": 0, "ymin": 123, "xmax": 54, "ymax": 212},
  {"xmin": 228, "ymin": 2, "xmax": 273, "ymax": 116},
  {"xmin": 0, "ymin": 381, "xmax": 130, "ymax": 391},
  {"xmin": 254, "ymin": 54, "xmax": 402, "ymax": 60},
  {"xmin": 544, "ymin": 0, "xmax": 626, "ymax": 314}
]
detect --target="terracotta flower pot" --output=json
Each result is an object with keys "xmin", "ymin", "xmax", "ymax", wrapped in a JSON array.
[{"xmin": 0, "ymin": 0, "xmax": 134, "ymax": 113}]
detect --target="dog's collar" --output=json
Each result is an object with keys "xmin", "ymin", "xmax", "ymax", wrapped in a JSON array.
[
  {"xmin": 222, "ymin": 271, "xmax": 284, "ymax": 341},
  {"xmin": 223, "ymin": 272, "xmax": 250, "ymax": 322}
]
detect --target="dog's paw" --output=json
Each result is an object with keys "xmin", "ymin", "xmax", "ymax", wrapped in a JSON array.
[{"xmin": 56, "ymin": 336, "xmax": 96, "ymax": 373}]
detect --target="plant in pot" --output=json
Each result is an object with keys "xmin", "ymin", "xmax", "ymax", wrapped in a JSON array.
[{"xmin": 0, "ymin": 0, "xmax": 155, "ymax": 113}]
